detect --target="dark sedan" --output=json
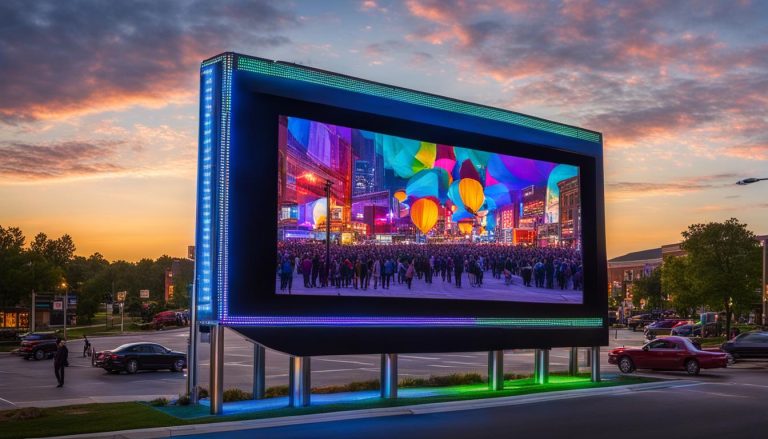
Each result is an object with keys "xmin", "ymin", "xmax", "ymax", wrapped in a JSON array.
[
  {"xmin": 608, "ymin": 336, "xmax": 728, "ymax": 375},
  {"xmin": 721, "ymin": 331, "xmax": 768, "ymax": 364},
  {"xmin": 95, "ymin": 342, "xmax": 186, "ymax": 374}
]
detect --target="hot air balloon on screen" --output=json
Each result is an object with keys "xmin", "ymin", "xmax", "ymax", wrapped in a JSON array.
[
  {"xmin": 457, "ymin": 178, "xmax": 485, "ymax": 214},
  {"xmin": 410, "ymin": 198, "xmax": 439, "ymax": 234},
  {"xmin": 458, "ymin": 220, "xmax": 473, "ymax": 235},
  {"xmin": 393, "ymin": 190, "xmax": 407, "ymax": 203},
  {"xmin": 312, "ymin": 198, "xmax": 327, "ymax": 226}
]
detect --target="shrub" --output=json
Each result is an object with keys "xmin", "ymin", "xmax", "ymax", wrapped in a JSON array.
[
  {"xmin": 400, "ymin": 373, "xmax": 484, "ymax": 388},
  {"xmin": 177, "ymin": 394, "xmax": 191, "ymax": 406},
  {"xmin": 149, "ymin": 397, "xmax": 168, "ymax": 407},
  {"xmin": 312, "ymin": 380, "xmax": 379, "ymax": 394},
  {"xmin": 223, "ymin": 388, "xmax": 252, "ymax": 402},
  {"xmin": 264, "ymin": 385, "xmax": 289, "ymax": 398},
  {"xmin": 198, "ymin": 387, "xmax": 209, "ymax": 399}
]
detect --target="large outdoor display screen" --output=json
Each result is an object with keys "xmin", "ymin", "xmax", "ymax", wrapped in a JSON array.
[
  {"xmin": 195, "ymin": 53, "xmax": 607, "ymax": 355},
  {"xmin": 276, "ymin": 116, "xmax": 583, "ymax": 305}
]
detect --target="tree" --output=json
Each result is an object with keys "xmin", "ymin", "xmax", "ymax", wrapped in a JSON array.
[
  {"xmin": 632, "ymin": 268, "xmax": 663, "ymax": 310},
  {"xmin": 661, "ymin": 255, "xmax": 698, "ymax": 317},
  {"xmin": 680, "ymin": 218, "xmax": 761, "ymax": 337}
]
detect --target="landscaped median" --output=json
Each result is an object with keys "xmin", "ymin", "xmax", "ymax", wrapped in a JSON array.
[{"xmin": 0, "ymin": 373, "xmax": 659, "ymax": 439}]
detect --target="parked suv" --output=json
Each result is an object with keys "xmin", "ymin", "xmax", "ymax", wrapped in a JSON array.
[{"xmin": 16, "ymin": 333, "xmax": 58, "ymax": 360}]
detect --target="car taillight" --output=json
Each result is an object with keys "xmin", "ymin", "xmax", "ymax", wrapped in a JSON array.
[{"xmin": 110, "ymin": 354, "xmax": 120, "ymax": 360}]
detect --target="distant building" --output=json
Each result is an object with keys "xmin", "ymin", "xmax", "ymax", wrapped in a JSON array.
[
  {"xmin": 558, "ymin": 175, "xmax": 580, "ymax": 248},
  {"xmin": 164, "ymin": 260, "xmax": 183, "ymax": 303}
]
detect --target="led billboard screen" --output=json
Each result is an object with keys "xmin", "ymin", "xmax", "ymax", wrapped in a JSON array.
[
  {"xmin": 195, "ymin": 53, "xmax": 607, "ymax": 355},
  {"xmin": 277, "ymin": 115, "xmax": 583, "ymax": 305}
]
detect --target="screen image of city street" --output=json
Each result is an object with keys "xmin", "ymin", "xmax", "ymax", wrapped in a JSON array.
[{"xmin": 276, "ymin": 116, "xmax": 583, "ymax": 304}]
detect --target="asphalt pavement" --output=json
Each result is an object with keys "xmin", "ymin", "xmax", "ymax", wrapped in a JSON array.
[{"xmin": 0, "ymin": 327, "xmax": 646, "ymax": 408}]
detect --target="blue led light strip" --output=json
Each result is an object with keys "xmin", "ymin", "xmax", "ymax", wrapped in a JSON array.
[
  {"xmin": 234, "ymin": 55, "xmax": 601, "ymax": 144},
  {"xmin": 197, "ymin": 66, "xmax": 215, "ymax": 317},
  {"xmin": 213, "ymin": 316, "xmax": 603, "ymax": 328}
]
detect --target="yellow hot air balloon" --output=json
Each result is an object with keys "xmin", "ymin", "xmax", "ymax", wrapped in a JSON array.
[
  {"xmin": 458, "ymin": 178, "xmax": 485, "ymax": 214},
  {"xmin": 393, "ymin": 190, "xmax": 407, "ymax": 203},
  {"xmin": 410, "ymin": 198, "xmax": 438, "ymax": 234},
  {"xmin": 458, "ymin": 220, "xmax": 473, "ymax": 235}
]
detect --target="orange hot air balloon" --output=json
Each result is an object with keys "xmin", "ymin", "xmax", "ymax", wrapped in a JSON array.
[
  {"xmin": 458, "ymin": 220, "xmax": 473, "ymax": 235},
  {"xmin": 393, "ymin": 190, "xmax": 407, "ymax": 203},
  {"xmin": 410, "ymin": 198, "xmax": 438, "ymax": 234},
  {"xmin": 458, "ymin": 178, "xmax": 485, "ymax": 214}
]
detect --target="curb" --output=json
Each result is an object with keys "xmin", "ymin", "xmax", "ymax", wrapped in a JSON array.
[{"xmin": 46, "ymin": 379, "xmax": 695, "ymax": 439}]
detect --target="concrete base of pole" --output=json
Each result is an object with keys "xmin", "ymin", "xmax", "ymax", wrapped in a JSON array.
[
  {"xmin": 488, "ymin": 350, "xmax": 504, "ymax": 391},
  {"xmin": 209, "ymin": 325, "xmax": 224, "ymax": 415},
  {"xmin": 568, "ymin": 347, "xmax": 579, "ymax": 376},
  {"xmin": 380, "ymin": 354, "xmax": 398, "ymax": 399},
  {"xmin": 289, "ymin": 356, "xmax": 311, "ymax": 407},
  {"xmin": 590, "ymin": 346, "xmax": 601, "ymax": 382},
  {"xmin": 252, "ymin": 343, "xmax": 266, "ymax": 400},
  {"xmin": 534, "ymin": 349, "xmax": 550, "ymax": 384}
]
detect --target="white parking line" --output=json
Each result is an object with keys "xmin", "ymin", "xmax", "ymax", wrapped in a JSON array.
[
  {"xmin": 401, "ymin": 355, "xmax": 441, "ymax": 360},
  {"xmin": 315, "ymin": 359, "xmax": 375, "ymax": 366},
  {"xmin": 426, "ymin": 364, "xmax": 455, "ymax": 368},
  {"xmin": 442, "ymin": 361, "xmax": 485, "ymax": 366}
]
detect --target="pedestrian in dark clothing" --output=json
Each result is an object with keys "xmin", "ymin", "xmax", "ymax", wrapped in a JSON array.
[
  {"xmin": 54, "ymin": 339, "xmax": 68, "ymax": 387},
  {"xmin": 454, "ymin": 256, "xmax": 463, "ymax": 287}
]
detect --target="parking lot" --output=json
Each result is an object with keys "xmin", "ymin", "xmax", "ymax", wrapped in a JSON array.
[{"xmin": 2, "ymin": 327, "xmax": 764, "ymax": 409}]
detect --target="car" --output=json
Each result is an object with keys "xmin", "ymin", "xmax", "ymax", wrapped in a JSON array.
[
  {"xmin": 608, "ymin": 336, "xmax": 728, "ymax": 375},
  {"xmin": 16, "ymin": 333, "xmax": 58, "ymax": 360},
  {"xmin": 644, "ymin": 319, "xmax": 691, "ymax": 339},
  {"xmin": 670, "ymin": 324, "xmax": 702, "ymax": 337},
  {"xmin": 720, "ymin": 331, "xmax": 768, "ymax": 364},
  {"xmin": 152, "ymin": 311, "xmax": 184, "ymax": 330},
  {"xmin": 628, "ymin": 314, "xmax": 654, "ymax": 331},
  {"xmin": 95, "ymin": 342, "xmax": 186, "ymax": 374}
]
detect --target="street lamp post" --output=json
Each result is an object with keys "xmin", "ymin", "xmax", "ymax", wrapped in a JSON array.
[
  {"xmin": 324, "ymin": 179, "xmax": 334, "ymax": 271},
  {"xmin": 735, "ymin": 177, "xmax": 768, "ymax": 326},
  {"xmin": 61, "ymin": 282, "xmax": 68, "ymax": 339}
]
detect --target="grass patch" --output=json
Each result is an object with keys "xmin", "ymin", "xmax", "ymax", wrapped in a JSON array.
[
  {"xmin": 0, "ymin": 375, "xmax": 656, "ymax": 438},
  {"xmin": 0, "ymin": 402, "xmax": 178, "ymax": 439}
]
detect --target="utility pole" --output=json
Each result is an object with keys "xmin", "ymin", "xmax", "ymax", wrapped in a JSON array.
[
  {"xmin": 31, "ymin": 290, "xmax": 35, "ymax": 333},
  {"xmin": 62, "ymin": 283, "xmax": 68, "ymax": 339}
]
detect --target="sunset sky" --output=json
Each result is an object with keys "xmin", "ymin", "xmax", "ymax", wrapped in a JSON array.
[{"xmin": 1, "ymin": 0, "xmax": 766, "ymax": 262}]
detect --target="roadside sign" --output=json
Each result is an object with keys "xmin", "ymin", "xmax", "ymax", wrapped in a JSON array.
[
  {"xmin": 53, "ymin": 300, "xmax": 63, "ymax": 310},
  {"xmin": 116, "ymin": 291, "xmax": 127, "ymax": 302},
  {"xmin": 140, "ymin": 289, "xmax": 150, "ymax": 299}
]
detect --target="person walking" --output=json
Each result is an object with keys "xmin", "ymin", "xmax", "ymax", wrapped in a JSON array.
[
  {"xmin": 54, "ymin": 339, "xmax": 68, "ymax": 388},
  {"xmin": 82, "ymin": 335, "xmax": 91, "ymax": 357},
  {"xmin": 405, "ymin": 260, "xmax": 415, "ymax": 290}
]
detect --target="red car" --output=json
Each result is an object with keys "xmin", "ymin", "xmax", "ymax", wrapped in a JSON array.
[{"xmin": 608, "ymin": 336, "xmax": 728, "ymax": 375}]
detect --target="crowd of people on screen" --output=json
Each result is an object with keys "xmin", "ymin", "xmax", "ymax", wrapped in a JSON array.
[{"xmin": 277, "ymin": 242, "xmax": 582, "ymax": 294}]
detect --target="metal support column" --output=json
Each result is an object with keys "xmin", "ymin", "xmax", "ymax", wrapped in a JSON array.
[
  {"xmin": 380, "ymin": 354, "xmax": 398, "ymax": 399},
  {"xmin": 187, "ymin": 282, "xmax": 198, "ymax": 403},
  {"xmin": 534, "ymin": 349, "xmax": 549, "ymax": 384},
  {"xmin": 585, "ymin": 347, "xmax": 592, "ymax": 367},
  {"xmin": 590, "ymin": 346, "xmax": 601, "ymax": 382},
  {"xmin": 487, "ymin": 350, "xmax": 504, "ymax": 391},
  {"xmin": 209, "ymin": 325, "xmax": 224, "ymax": 415},
  {"xmin": 289, "ymin": 356, "xmax": 311, "ymax": 407},
  {"xmin": 252, "ymin": 343, "xmax": 266, "ymax": 400},
  {"xmin": 568, "ymin": 347, "xmax": 579, "ymax": 376}
]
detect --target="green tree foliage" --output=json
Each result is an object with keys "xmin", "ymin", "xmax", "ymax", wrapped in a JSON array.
[
  {"xmin": 661, "ymin": 255, "xmax": 698, "ymax": 318},
  {"xmin": 0, "ymin": 225, "xmax": 193, "ymax": 326},
  {"xmin": 632, "ymin": 268, "xmax": 663, "ymax": 310},
  {"xmin": 680, "ymin": 218, "xmax": 761, "ymax": 337}
]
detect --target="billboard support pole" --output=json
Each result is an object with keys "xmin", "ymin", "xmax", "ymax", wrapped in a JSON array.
[
  {"xmin": 289, "ymin": 356, "xmax": 311, "ymax": 407},
  {"xmin": 568, "ymin": 347, "xmax": 579, "ymax": 376},
  {"xmin": 534, "ymin": 349, "xmax": 549, "ymax": 384},
  {"xmin": 488, "ymin": 351, "xmax": 504, "ymax": 390},
  {"xmin": 380, "ymin": 354, "xmax": 398, "ymax": 399},
  {"xmin": 210, "ymin": 325, "xmax": 224, "ymax": 414},
  {"xmin": 590, "ymin": 346, "xmax": 601, "ymax": 382},
  {"xmin": 252, "ymin": 343, "xmax": 266, "ymax": 399},
  {"xmin": 187, "ymin": 283, "xmax": 198, "ymax": 403}
]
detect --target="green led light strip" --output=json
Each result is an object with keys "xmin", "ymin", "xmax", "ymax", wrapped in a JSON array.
[{"xmin": 235, "ymin": 55, "xmax": 601, "ymax": 143}]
